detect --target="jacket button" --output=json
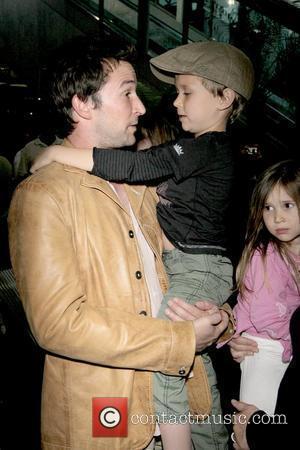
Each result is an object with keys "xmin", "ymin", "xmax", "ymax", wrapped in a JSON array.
[
  {"xmin": 135, "ymin": 271, "xmax": 142, "ymax": 279},
  {"xmin": 129, "ymin": 230, "xmax": 134, "ymax": 238},
  {"xmin": 139, "ymin": 310, "xmax": 147, "ymax": 316},
  {"xmin": 178, "ymin": 367, "xmax": 186, "ymax": 376}
]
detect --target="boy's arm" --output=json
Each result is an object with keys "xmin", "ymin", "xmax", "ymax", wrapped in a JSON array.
[
  {"xmin": 91, "ymin": 145, "xmax": 176, "ymax": 182},
  {"xmin": 30, "ymin": 145, "xmax": 93, "ymax": 173},
  {"xmin": 91, "ymin": 137, "xmax": 215, "ymax": 182},
  {"xmin": 31, "ymin": 143, "xmax": 181, "ymax": 182}
]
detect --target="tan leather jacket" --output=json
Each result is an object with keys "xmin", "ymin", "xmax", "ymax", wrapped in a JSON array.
[{"xmin": 9, "ymin": 163, "xmax": 209, "ymax": 450}]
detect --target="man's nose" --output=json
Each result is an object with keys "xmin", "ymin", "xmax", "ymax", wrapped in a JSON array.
[{"xmin": 135, "ymin": 96, "xmax": 146, "ymax": 116}]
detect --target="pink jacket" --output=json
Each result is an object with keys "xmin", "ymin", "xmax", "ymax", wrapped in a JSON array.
[{"xmin": 234, "ymin": 244, "xmax": 300, "ymax": 362}]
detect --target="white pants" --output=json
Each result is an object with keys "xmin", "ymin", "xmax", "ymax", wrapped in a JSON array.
[{"xmin": 239, "ymin": 333, "xmax": 289, "ymax": 415}]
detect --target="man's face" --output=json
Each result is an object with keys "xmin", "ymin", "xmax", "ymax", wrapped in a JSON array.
[{"xmin": 90, "ymin": 61, "xmax": 145, "ymax": 148}]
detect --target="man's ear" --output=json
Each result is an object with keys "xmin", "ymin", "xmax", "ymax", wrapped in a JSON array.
[
  {"xmin": 71, "ymin": 94, "xmax": 92, "ymax": 120},
  {"xmin": 217, "ymin": 88, "xmax": 236, "ymax": 111}
]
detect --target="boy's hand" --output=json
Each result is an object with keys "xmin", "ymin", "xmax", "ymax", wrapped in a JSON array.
[
  {"xmin": 30, "ymin": 146, "xmax": 59, "ymax": 173},
  {"xmin": 31, "ymin": 145, "xmax": 93, "ymax": 173}
]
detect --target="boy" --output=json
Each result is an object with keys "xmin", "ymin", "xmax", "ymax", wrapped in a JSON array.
[{"xmin": 31, "ymin": 41, "xmax": 254, "ymax": 449}]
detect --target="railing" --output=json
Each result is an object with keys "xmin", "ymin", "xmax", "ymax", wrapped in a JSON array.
[{"xmin": 70, "ymin": 1, "xmax": 299, "ymax": 126}]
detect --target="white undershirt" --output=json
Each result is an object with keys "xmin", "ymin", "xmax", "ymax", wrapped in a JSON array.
[{"xmin": 109, "ymin": 183, "xmax": 163, "ymax": 317}]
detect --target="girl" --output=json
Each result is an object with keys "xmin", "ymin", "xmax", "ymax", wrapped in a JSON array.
[{"xmin": 234, "ymin": 160, "xmax": 300, "ymax": 415}]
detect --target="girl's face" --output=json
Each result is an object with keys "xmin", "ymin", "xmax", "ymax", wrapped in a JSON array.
[{"xmin": 263, "ymin": 184, "xmax": 300, "ymax": 247}]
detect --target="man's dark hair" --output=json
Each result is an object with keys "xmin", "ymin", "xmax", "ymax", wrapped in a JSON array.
[{"xmin": 50, "ymin": 36, "xmax": 135, "ymax": 137}]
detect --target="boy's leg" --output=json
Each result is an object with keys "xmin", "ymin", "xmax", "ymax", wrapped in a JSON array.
[
  {"xmin": 154, "ymin": 351, "xmax": 191, "ymax": 450},
  {"xmin": 191, "ymin": 353, "xmax": 228, "ymax": 450},
  {"xmin": 157, "ymin": 250, "xmax": 233, "ymax": 450},
  {"xmin": 160, "ymin": 422, "xmax": 192, "ymax": 450},
  {"xmin": 154, "ymin": 249, "xmax": 203, "ymax": 450}
]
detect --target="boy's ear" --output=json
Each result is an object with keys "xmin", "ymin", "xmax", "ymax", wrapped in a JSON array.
[
  {"xmin": 71, "ymin": 94, "xmax": 92, "ymax": 120},
  {"xmin": 217, "ymin": 88, "xmax": 236, "ymax": 111}
]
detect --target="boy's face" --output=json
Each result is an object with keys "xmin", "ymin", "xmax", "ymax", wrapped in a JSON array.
[{"xmin": 174, "ymin": 74, "xmax": 226, "ymax": 137}]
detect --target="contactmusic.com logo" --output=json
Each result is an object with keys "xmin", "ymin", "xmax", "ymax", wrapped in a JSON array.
[{"xmin": 92, "ymin": 398, "xmax": 128, "ymax": 437}]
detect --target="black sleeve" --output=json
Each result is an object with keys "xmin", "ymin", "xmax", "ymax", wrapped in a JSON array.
[
  {"xmin": 91, "ymin": 136, "xmax": 216, "ymax": 183},
  {"xmin": 91, "ymin": 144, "xmax": 178, "ymax": 183},
  {"xmin": 91, "ymin": 134, "xmax": 228, "ymax": 183},
  {"xmin": 246, "ymin": 411, "xmax": 286, "ymax": 450}
]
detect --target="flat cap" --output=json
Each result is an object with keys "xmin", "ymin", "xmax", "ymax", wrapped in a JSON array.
[{"xmin": 150, "ymin": 41, "xmax": 255, "ymax": 100}]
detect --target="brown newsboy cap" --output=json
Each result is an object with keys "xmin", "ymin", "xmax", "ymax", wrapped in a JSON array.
[{"xmin": 150, "ymin": 40, "xmax": 255, "ymax": 101}]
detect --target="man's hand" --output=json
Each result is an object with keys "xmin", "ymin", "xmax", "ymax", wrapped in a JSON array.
[
  {"xmin": 165, "ymin": 297, "xmax": 218, "ymax": 321},
  {"xmin": 165, "ymin": 297, "xmax": 228, "ymax": 352},
  {"xmin": 193, "ymin": 309, "xmax": 228, "ymax": 352},
  {"xmin": 231, "ymin": 399, "xmax": 259, "ymax": 450},
  {"xmin": 228, "ymin": 334, "xmax": 258, "ymax": 363}
]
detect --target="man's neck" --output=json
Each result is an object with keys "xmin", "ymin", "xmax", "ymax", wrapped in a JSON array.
[
  {"xmin": 65, "ymin": 128, "xmax": 95, "ymax": 149},
  {"xmin": 66, "ymin": 130, "xmax": 130, "ymax": 208}
]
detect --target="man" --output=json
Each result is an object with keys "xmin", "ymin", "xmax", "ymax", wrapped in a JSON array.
[{"xmin": 9, "ymin": 37, "xmax": 230, "ymax": 450}]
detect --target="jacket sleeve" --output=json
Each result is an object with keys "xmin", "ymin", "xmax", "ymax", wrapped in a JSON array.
[
  {"xmin": 216, "ymin": 303, "xmax": 236, "ymax": 344},
  {"xmin": 8, "ymin": 180, "xmax": 195, "ymax": 375}
]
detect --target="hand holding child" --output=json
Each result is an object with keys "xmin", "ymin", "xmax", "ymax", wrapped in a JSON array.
[
  {"xmin": 165, "ymin": 297, "xmax": 219, "ymax": 321},
  {"xmin": 166, "ymin": 297, "xmax": 229, "ymax": 352}
]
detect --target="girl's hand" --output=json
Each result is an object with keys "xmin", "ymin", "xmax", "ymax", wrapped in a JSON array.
[
  {"xmin": 228, "ymin": 334, "xmax": 258, "ymax": 363},
  {"xmin": 30, "ymin": 146, "xmax": 60, "ymax": 173}
]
